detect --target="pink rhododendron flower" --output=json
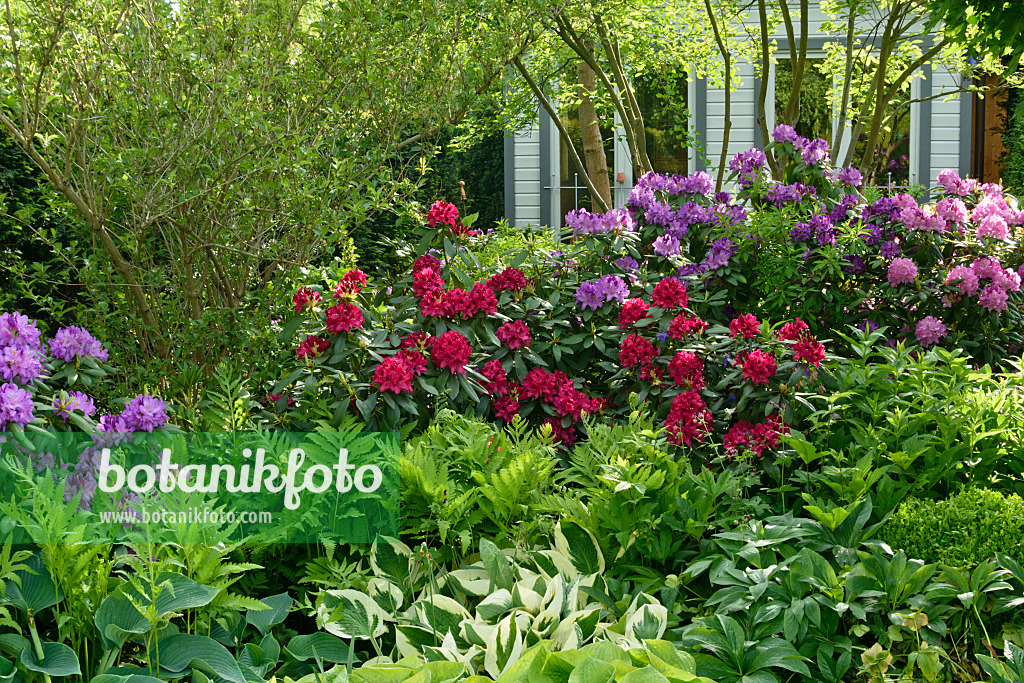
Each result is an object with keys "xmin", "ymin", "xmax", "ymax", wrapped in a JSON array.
[
  {"xmin": 397, "ymin": 349, "xmax": 428, "ymax": 376},
  {"xmin": 542, "ymin": 417, "xmax": 577, "ymax": 446},
  {"xmin": 493, "ymin": 396, "xmax": 521, "ymax": 421},
  {"xmin": 488, "ymin": 267, "xmax": 530, "ymax": 293},
  {"xmin": 728, "ymin": 313, "xmax": 761, "ymax": 339},
  {"xmin": 412, "ymin": 254, "xmax": 441, "ymax": 274},
  {"xmin": 373, "ymin": 357, "xmax": 414, "ymax": 394},
  {"xmin": 979, "ymin": 283, "xmax": 1010, "ymax": 312},
  {"xmin": 946, "ymin": 265, "xmax": 980, "ymax": 295},
  {"xmin": 480, "ymin": 360, "xmax": 509, "ymax": 396},
  {"xmin": 400, "ymin": 331, "xmax": 435, "ymax": 353},
  {"xmin": 887, "ymin": 258, "xmax": 918, "ymax": 286},
  {"xmin": 431, "ymin": 330, "xmax": 472, "ymax": 374},
  {"xmin": 915, "ymin": 316, "xmax": 947, "ymax": 348},
  {"xmin": 496, "ymin": 321, "xmax": 531, "ymax": 349},
  {"xmin": 993, "ymin": 268, "xmax": 1022, "ymax": 292},
  {"xmin": 977, "ymin": 215, "xmax": 1009, "ymax": 240},
  {"xmin": 935, "ymin": 198, "xmax": 969, "ymax": 225},
  {"xmin": 972, "ymin": 257, "xmax": 1002, "ymax": 280},
  {"xmin": 413, "ymin": 268, "xmax": 445, "ymax": 298}
]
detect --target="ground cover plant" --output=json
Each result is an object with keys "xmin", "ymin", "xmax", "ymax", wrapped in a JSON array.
[{"xmin": 2, "ymin": 129, "xmax": 1024, "ymax": 683}]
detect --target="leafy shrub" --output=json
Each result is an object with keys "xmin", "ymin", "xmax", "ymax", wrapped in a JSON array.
[{"xmin": 881, "ymin": 487, "xmax": 1024, "ymax": 568}]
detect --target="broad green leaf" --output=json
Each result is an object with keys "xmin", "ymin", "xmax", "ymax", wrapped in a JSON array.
[
  {"xmin": 553, "ymin": 521, "xmax": 605, "ymax": 576},
  {"xmin": 20, "ymin": 642, "xmax": 80, "ymax": 677},
  {"xmin": 156, "ymin": 634, "xmax": 247, "ymax": 683},
  {"xmin": 568, "ymin": 656, "xmax": 615, "ymax": 683},
  {"xmin": 247, "ymin": 593, "xmax": 292, "ymax": 635}
]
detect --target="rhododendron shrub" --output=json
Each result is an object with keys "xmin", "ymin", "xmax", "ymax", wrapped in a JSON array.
[
  {"xmin": 274, "ymin": 206, "xmax": 822, "ymax": 461},
  {"xmin": 0, "ymin": 311, "xmax": 171, "ymax": 513}
]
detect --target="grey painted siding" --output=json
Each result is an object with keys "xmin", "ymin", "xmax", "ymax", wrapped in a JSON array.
[{"xmin": 512, "ymin": 124, "xmax": 541, "ymax": 228}]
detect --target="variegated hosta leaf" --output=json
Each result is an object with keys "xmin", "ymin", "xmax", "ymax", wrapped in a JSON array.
[
  {"xmin": 512, "ymin": 583, "xmax": 544, "ymax": 614},
  {"xmin": 483, "ymin": 613, "xmax": 524, "ymax": 679},
  {"xmin": 461, "ymin": 620, "xmax": 497, "ymax": 647},
  {"xmin": 413, "ymin": 594, "xmax": 471, "ymax": 638},
  {"xmin": 324, "ymin": 590, "xmax": 389, "ymax": 639},
  {"xmin": 366, "ymin": 578, "xmax": 404, "ymax": 618},
  {"xmin": 443, "ymin": 568, "xmax": 492, "ymax": 597},
  {"xmin": 554, "ymin": 521, "xmax": 606, "ymax": 576},
  {"xmin": 370, "ymin": 536, "xmax": 415, "ymax": 585},
  {"xmin": 626, "ymin": 604, "xmax": 668, "ymax": 642},
  {"xmin": 531, "ymin": 549, "xmax": 579, "ymax": 581},
  {"xmin": 476, "ymin": 589, "xmax": 514, "ymax": 622},
  {"xmin": 550, "ymin": 609, "xmax": 603, "ymax": 649}
]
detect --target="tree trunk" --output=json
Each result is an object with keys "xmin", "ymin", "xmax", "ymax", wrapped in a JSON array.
[
  {"xmin": 577, "ymin": 42, "xmax": 612, "ymax": 212},
  {"xmin": 756, "ymin": 0, "xmax": 779, "ymax": 177}
]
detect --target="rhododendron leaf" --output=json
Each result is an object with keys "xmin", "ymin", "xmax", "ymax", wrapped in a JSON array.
[
  {"xmin": 274, "ymin": 368, "xmax": 304, "ymax": 394},
  {"xmin": 277, "ymin": 317, "xmax": 303, "ymax": 344}
]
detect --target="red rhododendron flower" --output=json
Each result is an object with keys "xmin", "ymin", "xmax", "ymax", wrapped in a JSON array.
[
  {"xmin": 493, "ymin": 396, "xmax": 521, "ymax": 421},
  {"xmin": 519, "ymin": 368, "xmax": 556, "ymax": 400},
  {"xmin": 414, "ymin": 268, "xmax": 445, "ymax": 298},
  {"xmin": 469, "ymin": 281, "xmax": 497, "ymax": 316},
  {"xmin": 723, "ymin": 421, "xmax": 755, "ymax": 454},
  {"xmin": 552, "ymin": 383, "xmax": 597, "ymax": 421},
  {"xmin": 496, "ymin": 321, "xmax": 531, "ymax": 349},
  {"xmin": 792, "ymin": 338, "xmax": 826, "ymax": 366},
  {"xmin": 426, "ymin": 200, "xmax": 459, "ymax": 227},
  {"xmin": 651, "ymin": 278, "xmax": 689, "ymax": 309},
  {"xmin": 400, "ymin": 331, "xmax": 435, "ymax": 352},
  {"xmin": 412, "ymin": 254, "xmax": 441, "ymax": 274},
  {"xmin": 779, "ymin": 318, "xmax": 811, "ymax": 342},
  {"xmin": 488, "ymin": 267, "xmax": 530, "ymax": 293},
  {"xmin": 619, "ymin": 299, "xmax": 651, "ymax": 330},
  {"xmin": 334, "ymin": 269, "xmax": 367, "ymax": 299},
  {"xmin": 619, "ymin": 334, "xmax": 657, "ymax": 369},
  {"xmin": 480, "ymin": 360, "xmax": 509, "ymax": 396},
  {"xmin": 419, "ymin": 293, "xmax": 445, "ymax": 318},
  {"xmin": 668, "ymin": 314, "xmax": 708, "ymax": 339},
  {"xmin": 373, "ymin": 357, "xmax": 414, "ymax": 394},
  {"xmin": 749, "ymin": 414, "xmax": 790, "ymax": 455},
  {"xmin": 438, "ymin": 288, "xmax": 471, "ymax": 318},
  {"xmin": 326, "ymin": 302, "xmax": 364, "ymax": 334},
  {"xmin": 297, "ymin": 335, "xmax": 330, "ymax": 359},
  {"xmin": 668, "ymin": 351, "xmax": 705, "ymax": 391},
  {"xmin": 665, "ymin": 390, "xmax": 712, "ymax": 446},
  {"xmin": 397, "ymin": 349, "xmax": 428, "ymax": 376},
  {"xmin": 431, "ymin": 330, "xmax": 472, "ymax": 374},
  {"xmin": 741, "ymin": 349, "xmax": 777, "ymax": 384},
  {"xmin": 729, "ymin": 313, "xmax": 761, "ymax": 339},
  {"xmin": 293, "ymin": 288, "xmax": 321, "ymax": 313},
  {"xmin": 641, "ymin": 365, "xmax": 666, "ymax": 385}
]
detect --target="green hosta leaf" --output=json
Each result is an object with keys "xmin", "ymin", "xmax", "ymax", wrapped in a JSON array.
[
  {"xmin": 286, "ymin": 633, "xmax": 356, "ymax": 664},
  {"xmin": 480, "ymin": 538, "xmax": 515, "ymax": 591},
  {"xmin": 247, "ymin": 593, "xmax": 292, "ymax": 635},
  {"xmin": 95, "ymin": 573, "xmax": 221, "ymax": 651},
  {"xmin": 157, "ymin": 634, "xmax": 247, "ymax": 683},
  {"xmin": 568, "ymin": 656, "xmax": 615, "ymax": 683},
  {"xmin": 2, "ymin": 553, "xmax": 60, "ymax": 616},
  {"xmin": 92, "ymin": 675, "xmax": 166, "ymax": 683},
  {"xmin": 0, "ymin": 655, "xmax": 14, "ymax": 683},
  {"xmin": 619, "ymin": 666, "xmax": 671, "ymax": 683},
  {"xmin": 553, "ymin": 521, "xmax": 605, "ymax": 576},
  {"xmin": 20, "ymin": 642, "xmax": 81, "ymax": 677}
]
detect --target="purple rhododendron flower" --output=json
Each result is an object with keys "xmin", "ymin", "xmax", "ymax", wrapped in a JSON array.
[
  {"xmin": 53, "ymin": 391, "xmax": 96, "ymax": 420},
  {"xmin": 0, "ymin": 346, "xmax": 46, "ymax": 385},
  {"xmin": 0, "ymin": 382, "xmax": 34, "ymax": 430},
  {"xmin": 772, "ymin": 124, "xmax": 799, "ymax": 144},
  {"xmin": 119, "ymin": 395, "xmax": 168, "ymax": 433},
  {"xmin": 653, "ymin": 234, "xmax": 681, "ymax": 257},
  {"xmin": 614, "ymin": 256, "xmax": 639, "ymax": 271},
  {"xmin": 880, "ymin": 240, "xmax": 901, "ymax": 259},
  {"xmin": 836, "ymin": 167, "xmax": 863, "ymax": 187},
  {"xmin": 49, "ymin": 326, "xmax": 109, "ymax": 362},
  {"xmin": 0, "ymin": 312, "xmax": 42, "ymax": 351},
  {"xmin": 595, "ymin": 275, "xmax": 629, "ymax": 304},
  {"xmin": 574, "ymin": 281, "xmax": 604, "ymax": 310}
]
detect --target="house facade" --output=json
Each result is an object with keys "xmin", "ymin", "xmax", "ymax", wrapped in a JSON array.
[{"xmin": 503, "ymin": 5, "xmax": 973, "ymax": 229}]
